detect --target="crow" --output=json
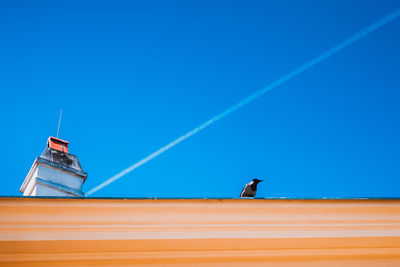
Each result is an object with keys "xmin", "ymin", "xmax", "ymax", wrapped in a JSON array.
[{"xmin": 240, "ymin": 179, "xmax": 263, "ymax": 197}]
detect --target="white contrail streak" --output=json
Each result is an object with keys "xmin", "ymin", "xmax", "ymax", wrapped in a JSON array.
[{"xmin": 86, "ymin": 8, "xmax": 400, "ymax": 196}]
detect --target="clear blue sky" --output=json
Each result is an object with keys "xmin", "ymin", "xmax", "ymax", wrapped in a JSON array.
[{"xmin": 1, "ymin": 0, "xmax": 399, "ymax": 198}]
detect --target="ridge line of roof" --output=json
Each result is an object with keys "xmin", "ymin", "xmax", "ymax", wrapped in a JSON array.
[{"xmin": 1, "ymin": 196, "xmax": 400, "ymax": 200}]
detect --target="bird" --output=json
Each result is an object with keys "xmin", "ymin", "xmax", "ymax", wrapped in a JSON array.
[{"xmin": 240, "ymin": 179, "xmax": 263, "ymax": 197}]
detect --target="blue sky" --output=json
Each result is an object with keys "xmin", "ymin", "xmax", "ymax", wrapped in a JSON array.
[{"xmin": 1, "ymin": 0, "xmax": 399, "ymax": 198}]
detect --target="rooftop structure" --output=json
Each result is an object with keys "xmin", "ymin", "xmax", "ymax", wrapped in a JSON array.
[{"xmin": 19, "ymin": 137, "xmax": 87, "ymax": 197}]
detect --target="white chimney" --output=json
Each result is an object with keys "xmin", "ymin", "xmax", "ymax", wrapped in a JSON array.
[{"xmin": 20, "ymin": 137, "xmax": 87, "ymax": 197}]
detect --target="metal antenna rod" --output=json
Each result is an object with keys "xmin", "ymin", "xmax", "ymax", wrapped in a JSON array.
[{"xmin": 57, "ymin": 108, "xmax": 62, "ymax": 138}]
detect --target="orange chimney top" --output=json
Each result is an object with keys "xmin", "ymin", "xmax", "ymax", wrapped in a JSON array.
[{"xmin": 47, "ymin": 136, "xmax": 69, "ymax": 153}]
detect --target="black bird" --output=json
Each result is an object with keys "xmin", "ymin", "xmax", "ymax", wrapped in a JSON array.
[{"xmin": 240, "ymin": 179, "xmax": 263, "ymax": 197}]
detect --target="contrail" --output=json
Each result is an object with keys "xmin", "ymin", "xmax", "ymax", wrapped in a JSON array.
[{"xmin": 86, "ymin": 8, "xmax": 400, "ymax": 196}]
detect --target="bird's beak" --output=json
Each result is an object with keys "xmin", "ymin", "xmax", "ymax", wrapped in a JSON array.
[{"xmin": 259, "ymin": 180, "xmax": 264, "ymax": 182}]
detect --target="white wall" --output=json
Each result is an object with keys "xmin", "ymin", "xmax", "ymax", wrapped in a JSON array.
[
  {"xmin": 21, "ymin": 161, "xmax": 84, "ymax": 197},
  {"xmin": 22, "ymin": 168, "xmax": 38, "ymax": 196},
  {"xmin": 35, "ymin": 184, "xmax": 74, "ymax": 197},
  {"xmin": 37, "ymin": 164, "xmax": 83, "ymax": 191}
]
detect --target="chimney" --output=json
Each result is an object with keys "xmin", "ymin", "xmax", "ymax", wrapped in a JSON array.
[
  {"xmin": 47, "ymin": 136, "xmax": 69, "ymax": 153},
  {"xmin": 20, "ymin": 137, "xmax": 87, "ymax": 197}
]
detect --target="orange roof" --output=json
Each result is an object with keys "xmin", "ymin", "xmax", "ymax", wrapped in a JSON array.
[{"xmin": 47, "ymin": 136, "xmax": 69, "ymax": 153}]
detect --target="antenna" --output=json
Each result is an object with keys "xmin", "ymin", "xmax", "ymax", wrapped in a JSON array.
[{"xmin": 57, "ymin": 108, "xmax": 62, "ymax": 138}]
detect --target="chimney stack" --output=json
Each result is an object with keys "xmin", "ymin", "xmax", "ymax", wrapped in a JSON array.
[
  {"xmin": 47, "ymin": 136, "xmax": 69, "ymax": 153},
  {"xmin": 20, "ymin": 137, "xmax": 87, "ymax": 197}
]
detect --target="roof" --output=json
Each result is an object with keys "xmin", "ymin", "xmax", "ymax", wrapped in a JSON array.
[
  {"xmin": 47, "ymin": 136, "xmax": 69, "ymax": 153},
  {"xmin": 39, "ymin": 147, "xmax": 87, "ymax": 179},
  {"xmin": 1, "ymin": 197, "xmax": 400, "ymax": 266}
]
